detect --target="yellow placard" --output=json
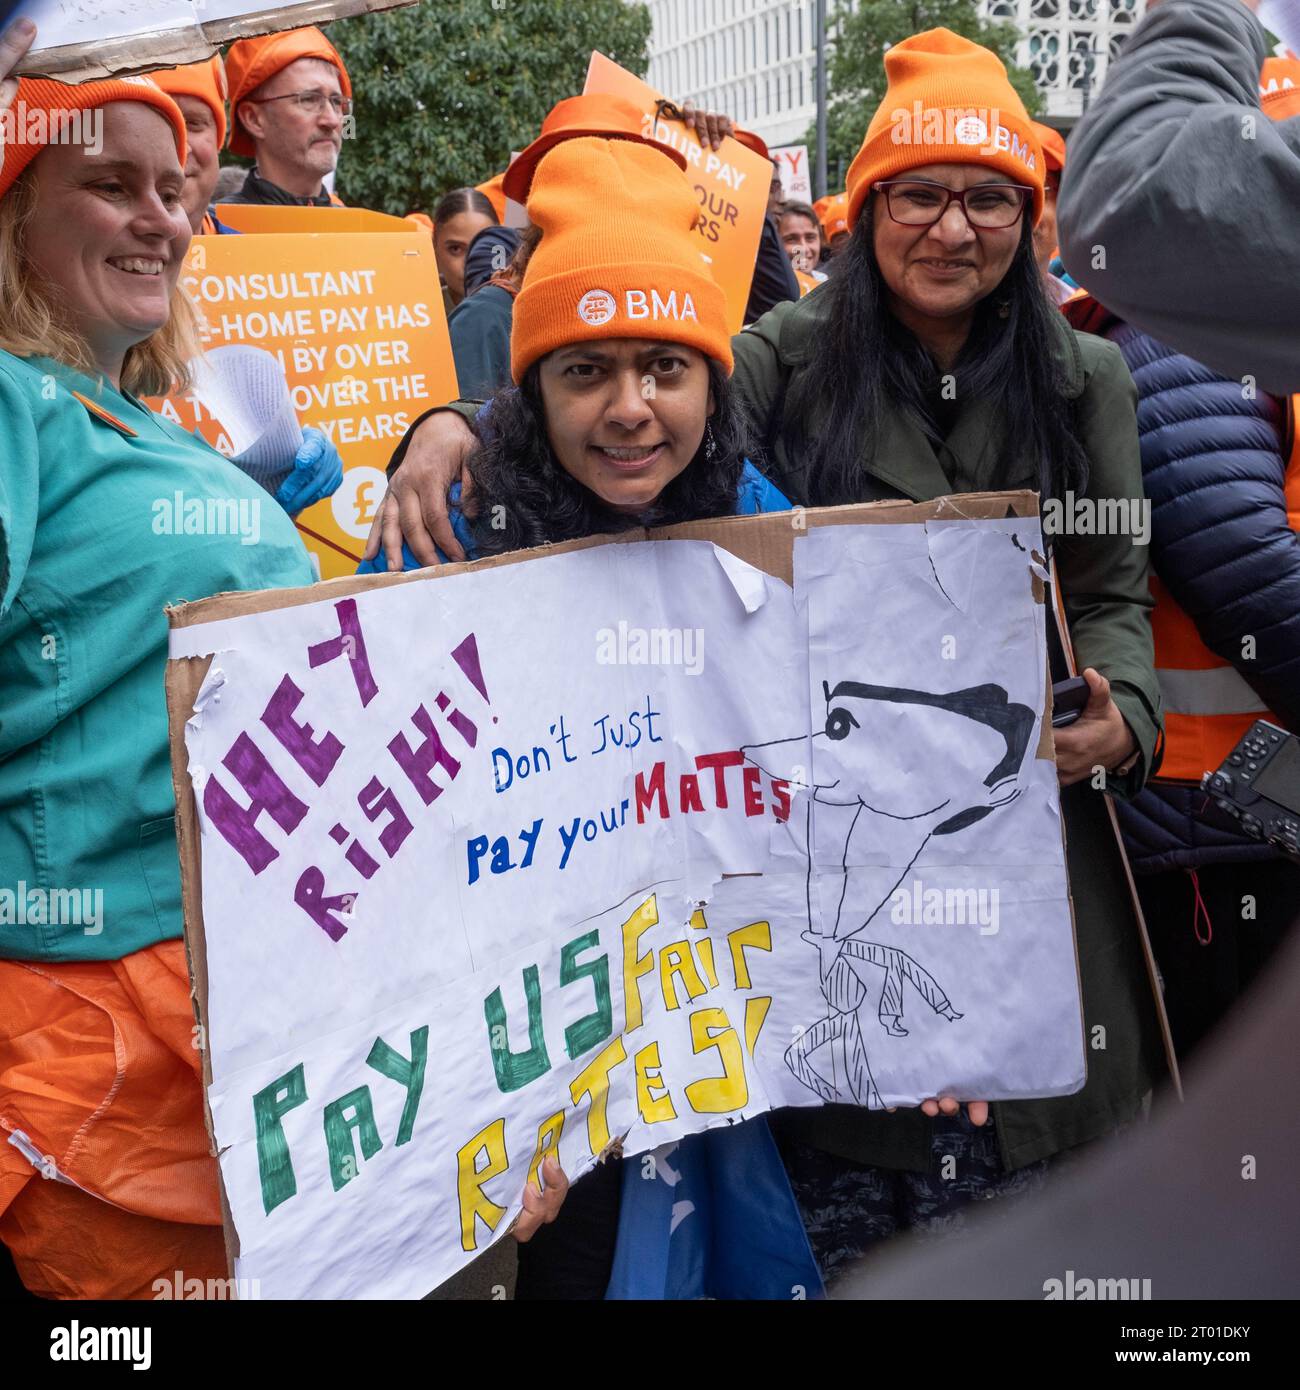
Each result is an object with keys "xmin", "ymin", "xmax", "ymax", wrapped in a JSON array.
[
  {"xmin": 150, "ymin": 211, "xmax": 457, "ymax": 579},
  {"xmin": 211, "ymin": 206, "xmax": 419, "ymax": 236},
  {"xmin": 583, "ymin": 52, "xmax": 770, "ymax": 333}
]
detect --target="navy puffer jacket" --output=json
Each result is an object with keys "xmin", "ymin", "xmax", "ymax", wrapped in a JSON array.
[{"xmin": 1106, "ymin": 322, "xmax": 1300, "ymax": 873}]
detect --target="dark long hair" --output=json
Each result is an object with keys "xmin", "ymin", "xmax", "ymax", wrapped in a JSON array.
[
  {"xmin": 781, "ymin": 200, "xmax": 1089, "ymax": 506},
  {"xmin": 467, "ymin": 358, "xmax": 749, "ymax": 556}
]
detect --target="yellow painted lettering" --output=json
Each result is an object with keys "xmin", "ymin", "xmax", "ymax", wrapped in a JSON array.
[
  {"xmin": 456, "ymin": 1117, "xmax": 508, "ymax": 1251},
  {"xmin": 659, "ymin": 939, "xmax": 708, "ymax": 1010},
  {"xmin": 744, "ymin": 995, "xmax": 772, "ymax": 1056},
  {"xmin": 684, "ymin": 1006, "xmax": 749, "ymax": 1113},
  {"xmin": 568, "ymin": 1036, "xmax": 628, "ymax": 1154},
  {"xmin": 526, "ymin": 1110, "xmax": 565, "ymax": 1190},
  {"xmin": 634, "ymin": 1040, "xmax": 678, "ymax": 1123},
  {"xmin": 622, "ymin": 894, "xmax": 659, "ymax": 1033},
  {"xmin": 727, "ymin": 918, "xmax": 772, "ymax": 988}
]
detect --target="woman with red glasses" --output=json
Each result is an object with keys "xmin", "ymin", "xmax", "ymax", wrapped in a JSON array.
[{"xmin": 731, "ymin": 29, "xmax": 1167, "ymax": 1277}]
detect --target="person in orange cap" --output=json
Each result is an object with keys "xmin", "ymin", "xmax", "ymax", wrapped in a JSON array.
[
  {"xmin": 1030, "ymin": 119, "xmax": 1070, "ymax": 292},
  {"xmin": 354, "ymin": 139, "xmax": 801, "ymax": 1301},
  {"xmin": 358, "ymin": 133, "xmax": 786, "ymax": 569},
  {"xmin": 428, "ymin": 94, "xmax": 695, "ymax": 400},
  {"xmin": 222, "ymin": 25, "xmax": 351, "ymax": 207},
  {"xmin": 151, "ymin": 56, "xmax": 235, "ymax": 235},
  {"xmin": 0, "ymin": 46, "xmax": 322, "ymax": 1300},
  {"xmin": 1063, "ymin": 50, "xmax": 1300, "ymax": 1074}
]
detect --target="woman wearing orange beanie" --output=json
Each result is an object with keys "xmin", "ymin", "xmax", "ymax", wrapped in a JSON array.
[
  {"xmin": 358, "ymin": 138, "xmax": 802, "ymax": 1298},
  {"xmin": 361, "ymin": 135, "xmax": 788, "ymax": 576},
  {"xmin": 0, "ymin": 40, "xmax": 321, "ymax": 1298},
  {"xmin": 372, "ymin": 28, "xmax": 1169, "ymax": 1288},
  {"xmin": 731, "ymin": 28, "xmax": 1167, "ymax": 1278}
]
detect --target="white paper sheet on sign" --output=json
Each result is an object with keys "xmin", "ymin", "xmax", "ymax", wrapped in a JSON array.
[{"xmin": 176, "ymin": 519, "xmax": 1084, "ymax": 1298}]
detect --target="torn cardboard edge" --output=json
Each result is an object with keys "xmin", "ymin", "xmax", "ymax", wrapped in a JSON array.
[
  {"xmin": 17, "ymin": 0, "xmax": 414, "ymax": 84},
  {"xmin": 162, "ymin": 489, "xmax": 1071, "ymax": 1285}
]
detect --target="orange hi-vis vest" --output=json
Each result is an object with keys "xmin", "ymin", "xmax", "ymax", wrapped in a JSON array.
[{"xmin": 1152, "ymin": 396, "xmax": 1300, "ymax": 783}]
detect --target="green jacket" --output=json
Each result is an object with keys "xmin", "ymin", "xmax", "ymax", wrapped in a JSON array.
[{"xmin": 736, "ymin": 289, "xmax": 1168, "ymax": 1171}]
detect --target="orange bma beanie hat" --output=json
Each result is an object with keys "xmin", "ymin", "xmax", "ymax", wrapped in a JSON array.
[
  {"xmin": 225, "ymin": 26, "xmax": 351, "ymax": 157},
  {"xmin": 152, "ymin": 55, "xmax": 229, "ymax": 149},
  {"xmin": 0, "ymin": 76, "xmax": 187, "ymax": 202},
  {"xmin": 844, "ymin": 28, "xmax": 1044, "ymax": 231},
  {"xmin": 502, "ymin": 93, "xmax": 688, "ymax": 204},
  {"xmin": 511, "ymin": 137, "xmax": 732, "ymax": 383}
]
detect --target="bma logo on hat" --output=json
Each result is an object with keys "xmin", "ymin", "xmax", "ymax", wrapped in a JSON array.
[
  {"xmin": 954, "ymin": 115, "xmax": 988, "ymax": 146},
  {"xmin": 577, "ymin": 290, "xmax": 617, "ymax": 326}
]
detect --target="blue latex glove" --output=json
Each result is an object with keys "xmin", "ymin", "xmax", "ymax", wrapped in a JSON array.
[{"xmin": 274, "ymin": 427, "xmax": 344, "ymax": 516}]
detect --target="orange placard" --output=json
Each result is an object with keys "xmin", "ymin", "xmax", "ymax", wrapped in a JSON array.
[
  {"xmin": 584, "ymin": 52, "xmax": 769, "ymax": 333},
  {"xmin": 149, "ymin": 209, "xmax": 457, "ymax": 579}
]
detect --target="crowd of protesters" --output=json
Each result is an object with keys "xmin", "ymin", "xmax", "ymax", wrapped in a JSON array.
[{"xmin": 0, "ymin": 0, "xmax": 1297, "ymax": 1302}]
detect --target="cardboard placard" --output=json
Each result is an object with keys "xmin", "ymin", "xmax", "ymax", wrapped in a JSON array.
[
  {"xmin": 146, "ymin": 205, "xmax": 458, "ymax": 580},
  {"xmin": 583, "ymin": 51, "xmax": 770, "ymax": 334},
  {"xmin": 164, "ymin": 490, "xmax": 1099, "ymax": 1298}
]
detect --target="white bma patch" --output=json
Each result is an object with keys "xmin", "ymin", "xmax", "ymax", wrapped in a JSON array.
[
  {"xmin": 954, "ymin": 115, "xmax": 988, "ymax": 146},
  {"xmin": 576, "ymin": 289, "xmax": 617, "ymax": 325}
]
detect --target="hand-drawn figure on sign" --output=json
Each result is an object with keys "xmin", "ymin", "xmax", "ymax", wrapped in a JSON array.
[{"xmin": 743, "ymin": 680, "xmax": 1036, "ymax": 1107}]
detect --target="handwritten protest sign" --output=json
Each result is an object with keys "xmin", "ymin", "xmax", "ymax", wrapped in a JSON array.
[
  {"xmin": 584, "ymin": 51, "xmax": 769, "ymax": 332},
  {"xmin": 146, "ymin": 206, "xmax": 458, "ymax": 579},
  {"xmin": 16, "ymin": 1, "xmax": 415, "ymax": 82},
  {"xmin": 772, "ymin": 144, "xmax": 812, "ymax": 202},
  {"xmin": 165, "ymin": 494, "xmax": 1085, "ymax": 1298}
]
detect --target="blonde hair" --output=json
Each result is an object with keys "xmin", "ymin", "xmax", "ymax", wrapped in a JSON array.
[{"xmin": 0, "ymin": 167, "xmax": 201, "ymax": 397}]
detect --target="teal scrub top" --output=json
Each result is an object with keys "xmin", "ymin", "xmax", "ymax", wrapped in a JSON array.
[{"xmin": 0, "ymin": 351, "xmax": 314, "ymax": 964}]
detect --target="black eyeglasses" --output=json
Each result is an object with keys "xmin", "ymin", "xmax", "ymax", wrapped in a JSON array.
[
  {"xmin": 873, "ymin": 179, "xmax": 1031, "ymax": 229},
  {"xmin": 245, "ymin": 90, "xmax": 353, "ymax": 118}
]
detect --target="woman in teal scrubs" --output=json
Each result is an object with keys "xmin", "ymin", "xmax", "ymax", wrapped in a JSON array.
[{"xmin": 0, "ymin": 57, "xmax": 318, "ymax": 1297}]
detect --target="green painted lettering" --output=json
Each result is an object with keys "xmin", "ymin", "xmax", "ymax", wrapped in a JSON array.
[
  {"xmin": 323, "ymin": 1085, "xmax": 383, "ymax": 1190},
  {"xmin": 366, "ymin": 1026, "xmax": 429, "ymax": 1145},
  {"xmin": 484, "ymin": 965, "xmax": 550, "ymax": 1092},
  {"xmin": 253, "ymin": 1063, "xmax": 308, "ymax": 1214},
  {"xmin": 560, "ymin": 929, "xmax": 612, "ymax": 1059}
]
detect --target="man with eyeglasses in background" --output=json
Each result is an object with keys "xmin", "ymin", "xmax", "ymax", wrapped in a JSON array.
[{"xmin": 222, "ymin": 26, "xmax": 352, "ymax": 208}]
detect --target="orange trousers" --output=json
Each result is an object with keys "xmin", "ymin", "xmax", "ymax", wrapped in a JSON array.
[{"xmin": 0, "ymin": 941, "xmax": 226, "ymax": 1299}]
